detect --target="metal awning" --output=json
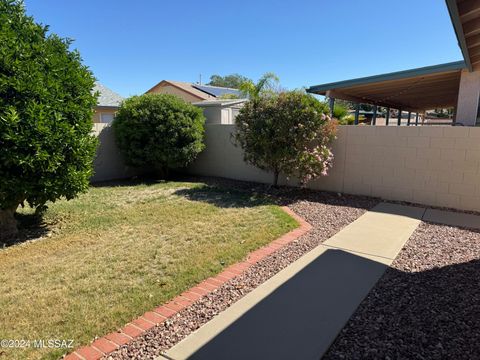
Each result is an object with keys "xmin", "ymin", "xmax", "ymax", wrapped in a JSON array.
[{"xmin": 307, "ymin": 61, "xmax": 466, "ymax": 112}]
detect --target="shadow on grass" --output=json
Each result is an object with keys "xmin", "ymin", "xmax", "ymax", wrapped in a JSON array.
[
  {"xmin": 91, "ymin": 174, "xmax": 376, "ymax": 213},
  {"xmin": 1, "ymin": 213, "xmax": 51, "ymax": 248},
  {"xmin": 173, "ymin": 185, "xmax": 276, "ymax": 209},
  {"xmin": 91, "ymin": 176, "xmax": 164, "ymax": 188},
  {"xmin": 91, "ymin": 171, "xmax": 190, "ymax": 188},
  {"xmin": 175, "ymin": 175, "xmax": 377, "ymax": 211}
]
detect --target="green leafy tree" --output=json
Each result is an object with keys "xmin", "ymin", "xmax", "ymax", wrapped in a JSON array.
[
  {"xmin": 331, "ymin": 103, "xmax": 356, "ymax": 125},
  {"xmin": 359, "ymin": 103, "xmax": 373, "ymax": 111},
  {"xmin": 334, "ymin": 99, "xmax": 373, "ymax": 112},
  {"xmin": 0, "ymin": 0, "xmax": 98, "ymax": 239},
  {"xmin": 333, "ymin": 103, "xmax": 349, "ymax": 120},
  {"xmin": 218, "ymin": 93, "xmax": 241, "ymax": 100},
  {"xmin": 207, "ymin": 74, "xmax": 250, "ymax": 89},
  {"xmin": 239, "ymin": 72, "xmax": 280, "ymax": 100},
  {"xmin": 234, "ymin": 91, "xmax": 337, "ymax": 186},
  {"xmin": 113, "ymin": 94, "xmax": 205, "ymax": 176},
  {"xmin": 333, "ymin": 99, "xmax": 355, "ymax": 110}
]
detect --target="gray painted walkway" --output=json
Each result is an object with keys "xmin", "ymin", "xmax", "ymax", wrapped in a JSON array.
[{"xmin": 160, "ymin": 204, "xmax": 479, "ymax": 360}]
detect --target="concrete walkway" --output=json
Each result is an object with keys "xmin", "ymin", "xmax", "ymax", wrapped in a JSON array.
[
  {"xmin": 423, "ymin": 208, "xmax": 480, "ymax": 230},
  {"xmin": 160, "ymin": 203, "xmax": 477, "ymax": 360}
]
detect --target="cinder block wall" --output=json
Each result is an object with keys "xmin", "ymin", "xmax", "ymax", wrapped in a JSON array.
[
  {"xmin": 91, "ymin": 123, "xmax": 139, "ymax": 182},
  {"xmin": 187, "ymin": 124, "xmax": 480, "ymax": 212}
]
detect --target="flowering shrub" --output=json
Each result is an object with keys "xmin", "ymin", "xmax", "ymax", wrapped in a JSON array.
[{"xmin": 234, "ymin": 91, "xmax": 337, "ymax": 186}]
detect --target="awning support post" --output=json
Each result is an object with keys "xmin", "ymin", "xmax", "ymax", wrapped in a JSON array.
[
  {"xmin": 329, "ymin": 97, "xmax": 335, "ymax": 118},
  {"xmin": 354, "ymin": 103, "xmax": 360, "ymax": 125},
  {"xmin": 407, "ymin": 111, "xmax": 411, "ymax": 126},
  {"xmin": 415, "ymin": 112, "xmax": 419, "ymax": 126},
  {"xmin": 397, "ymin": 108, "xmax": 402, "ymax": 126},
  {"xmin": 386, "ymin": 107, "xmax": 390, "ymax": 126},
  {"xmin": 372, "ymin": 105, "xmax": 377, "ymax": 125}
]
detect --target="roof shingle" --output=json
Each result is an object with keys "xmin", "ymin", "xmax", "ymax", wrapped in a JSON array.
[{"xmin": 93, "ymin": 82, "xmax": 124, "ymax": 107}]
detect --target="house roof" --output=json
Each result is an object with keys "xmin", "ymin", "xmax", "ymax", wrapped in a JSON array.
[
  {"xmin": 147, "ymin": 80, "xmax": 214, "ymax": 100},
  {"xmin": 307, "ymin": 61, "xmax": 466, "ymax": 111},
  {"xmin": 146, "ymin": 80, "xmax": 241, "ymax": 100},
  {"xmin": 191, "ymin": 84, "xmax": 242, "ymax": 98},
  {"xmin": 446, "ymin": 0, "xmax": 480, "ymax": 71},
  {"xmin": 193, "ymin": 99, "xmax": 247, "ymax": 107},
  {"xmin": 93, "ymin": 82, "xmax": 124, "ymax": 107}
]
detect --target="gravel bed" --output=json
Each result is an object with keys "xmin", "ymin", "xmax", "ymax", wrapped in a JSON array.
[
  {"xmin": 324, "ymin": 222, "xmax": 480, "ymax": 359},
  {"xmin": 105, "ymin": 180, "xmax": 377, "ymax": 360}
]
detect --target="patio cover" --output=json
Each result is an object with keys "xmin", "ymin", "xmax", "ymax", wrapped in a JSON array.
[
  {"xmin": 307, "ymin": 61, "xmax": 466, "ymax": 112},
  {"xmin": 447, "ymin": 0, "xmax": 480, "ymax": 71}
]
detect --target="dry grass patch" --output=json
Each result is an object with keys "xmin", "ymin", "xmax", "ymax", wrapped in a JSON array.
[{"xmin": 0, "ymin": 181, "xmax": 297, "ymax": 360}]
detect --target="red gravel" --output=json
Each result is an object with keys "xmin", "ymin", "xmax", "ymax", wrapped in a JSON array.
[
  {"xmin": 104, "ymin": 180, "xmax": 377, "ymax": 360},
  {"xmin": 324, "ymin": 222, "xmax": 480, "ymax": 360}
]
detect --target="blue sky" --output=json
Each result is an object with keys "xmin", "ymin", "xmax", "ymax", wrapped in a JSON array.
[{"xmin": 25, "ymin": 0, "xmax": 462, "ymax": 97}]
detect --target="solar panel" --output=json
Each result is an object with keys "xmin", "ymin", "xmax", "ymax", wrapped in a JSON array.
[{"xmin": 192, "ymin": 84, "xmax": 242, "ymax": 98}]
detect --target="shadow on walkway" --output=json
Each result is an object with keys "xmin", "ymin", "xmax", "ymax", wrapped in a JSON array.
[
  {"xmin": 169, "ymin": 248, "xmax": 480, "ymax": 360},
  {"xmin": 167, "ymin": 249, "xmax": 387, "ymax": 360},
  {"xmin": 323, "ymin": 241, "xmax": 480, "ymax": 359}
]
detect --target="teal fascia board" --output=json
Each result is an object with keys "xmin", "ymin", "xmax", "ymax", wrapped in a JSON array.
[
  {"xmin": 445, "ymin": 0, "xmax": 473, "ymax": 72},
  {"xmin": 307, "ymin": 61, "xmax": 466, "ymax": 94}
]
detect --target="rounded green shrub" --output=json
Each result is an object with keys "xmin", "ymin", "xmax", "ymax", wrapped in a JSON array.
[
  {"xmin": 0, "ymin": 0, "xmax": 98, "ymax": 238},
  {"xmin": 113, "ymin": 94, "xmax": 205, "ymax": 173},
  {"xmin": 338, "ymin": 114, "xmax": 355, "ymax": 125}
]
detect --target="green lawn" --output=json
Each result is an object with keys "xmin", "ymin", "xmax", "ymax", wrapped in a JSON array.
[{"xmin": 0, "ymin": 181, "xmax": 297, "ymax": 360}]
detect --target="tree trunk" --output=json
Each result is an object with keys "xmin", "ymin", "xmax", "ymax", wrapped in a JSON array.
[
  {"xmin": 273, "ymin": 170, "xmax": 279, "ymax": 187},
  {"xmin": 154, "ymin": 164, "xmax": 170, "ymax": 180},
  {"xmin": 0, "ymin": 206, "xmax": 18, "ymax": 241}
]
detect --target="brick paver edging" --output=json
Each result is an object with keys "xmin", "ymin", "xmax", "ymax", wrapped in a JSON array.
[{"xmin": 64, "ymin": 207, "xmax": 311, "ymax": 360}]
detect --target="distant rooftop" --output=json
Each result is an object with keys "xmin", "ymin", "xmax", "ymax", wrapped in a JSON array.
[
  {"xmin": 193, "ymin": 99, "xmax": 247, "ymax": 107},
  {"xmin": 93, "ymin": 82, "xmax": 124, "ymax": 107},
  {"xmin": 192, "ymin": 84, "xmax": 242, "ymax": 98},
  {"xmin": 146, "ymin": 80, "xmax": 242, "ymax": 100}
]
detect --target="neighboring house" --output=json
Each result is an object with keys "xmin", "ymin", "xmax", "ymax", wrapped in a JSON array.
[
  {"xmin": 193, "ymin": 99, "xmax": 247, "ymax": 124},
  {"xmin": 93, "ymin": 82, "xmax": 124, "ymax": 123},
  {"xmin": 308, "ymin": 0, "xmax": 480, "ymax": 127},
  {"xmin": 146, "ymin": 80, "xmax": 242, "ymax": 103}
]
